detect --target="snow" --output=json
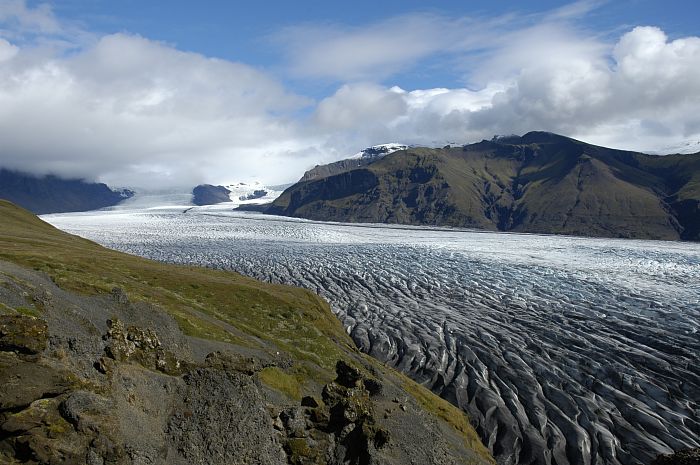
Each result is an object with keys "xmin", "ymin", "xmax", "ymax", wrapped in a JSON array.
[
  {"xmin": 222, "ymin": 181, "xmax": 286, "ymax": 206},
  {"xmin": 93, "ymin": 182, "xmax": 286, "ymax": 213},
  {"xmin": 348, "ymin": 143, "xmax": 408, "ymax": 160}
]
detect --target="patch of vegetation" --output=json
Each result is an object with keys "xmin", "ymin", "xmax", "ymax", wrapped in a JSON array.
[
  {"xmin": 259, "ymin": 366, "xmax": 302, "ymax": 400},
  {"xmin": 15, "ymin": 306, "xmax": 41, "ymax": 318}
]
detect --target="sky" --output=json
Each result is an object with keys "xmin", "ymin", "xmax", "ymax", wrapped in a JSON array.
[{"xmin": 0, "ymin": 0, "xmax": 699, "ymax": 188}]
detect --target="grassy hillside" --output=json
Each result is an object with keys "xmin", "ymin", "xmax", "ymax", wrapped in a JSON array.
[
  {"xmin": 0, "ymin": 199, "xmax": 493, "ymax": 463},
  {"xmin": 269, "ymin": 132, "xmax": 700, "ymax": 240}
]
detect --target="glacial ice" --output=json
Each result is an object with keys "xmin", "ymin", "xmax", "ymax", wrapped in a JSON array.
[{"xmin": 43, "ymin": 207, "xmax": 700, "ymax": 465}]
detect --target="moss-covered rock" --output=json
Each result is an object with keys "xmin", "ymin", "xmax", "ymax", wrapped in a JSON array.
[
  {"xmin": 103, "ymin": 319, "xmax": 185, "ymax": 375},
  {"xmin": 0, "ymin": 314, "xmax": 48, "ymax": 354},
  {"xmin": 0, "ymin": 352, "xmax": 70, "ymax": 410},
  {"xmin": 278, "ymin": 360, "xmax": 390, "ymax": 465}
]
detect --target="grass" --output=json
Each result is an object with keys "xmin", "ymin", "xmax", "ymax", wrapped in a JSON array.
[
  {"xmin": 259, "ymin": 366, "xmax": 302, "ymax": 400},
  {"xmin": 0, "ymin": 199, "xmax": 353, "ymax": 376},
  {"xmin": 14, "ymin": 306, "xmax": 41, "ymax": 317}
]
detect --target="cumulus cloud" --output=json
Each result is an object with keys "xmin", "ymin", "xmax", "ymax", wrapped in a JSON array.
[
  {"xmin": 0, "ymin": 30, "xmax": 319, "ymax": 187},
  {"xmin": 1, "ymin": 1, "xmax": 699, "ymax": 189},
  {"xmin": 310, "ymin": 24, "xmax": 700, "ymax": 155}
]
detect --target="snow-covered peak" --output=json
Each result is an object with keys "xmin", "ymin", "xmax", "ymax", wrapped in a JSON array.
[
  {"xmin": 348, "ymin": 143, "xmax": 408, "ymax": 160},
  {"xmin": 223, "ymin": 181, "xmax": 286, "ymax": 206}
]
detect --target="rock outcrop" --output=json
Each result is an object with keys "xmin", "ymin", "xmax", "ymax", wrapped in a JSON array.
[
  {"xmin": 651, "ymin": 448, "xmax": 700, "ymax": 465},
  {"xmin": 191, "ymin": 184, "xmax": 232, "ymax": 205}
]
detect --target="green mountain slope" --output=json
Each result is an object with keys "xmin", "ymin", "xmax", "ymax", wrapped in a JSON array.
[
  {"xmin": 0, "ymin": 200, "xmax": 493, "ymax": 464},
  {"xmin": 269, "ymin": 132, "xmax": 700, "ymax": 240}
]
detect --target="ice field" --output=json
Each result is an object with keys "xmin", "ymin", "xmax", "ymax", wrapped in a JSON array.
[{"xmin": 44, "ymin": 203, "xmax": 700, "ymax": 465}]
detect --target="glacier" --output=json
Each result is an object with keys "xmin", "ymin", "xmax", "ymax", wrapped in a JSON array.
[{"xmin": 43, "ymin": 206, "xmax": 700, "ymax": 465}]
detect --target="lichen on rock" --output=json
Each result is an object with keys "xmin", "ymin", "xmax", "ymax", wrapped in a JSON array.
[
  {"xmin": 278, "ymin": 360, "xmax": 390, "ymax": 465},
  {"xmin": 102, "ymin": 319, "xmax": 184, "ymax": 375}
]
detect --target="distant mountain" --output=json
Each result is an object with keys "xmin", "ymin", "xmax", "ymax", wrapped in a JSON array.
[
  {"xmin": 301, "ymin": 143, "xmax": 407, "ymax": 182},
  {"xmin": 192, "ymin": 184, "xmax": 231, "ymax": 206},
  {"xmin": 0, "ymin": 169, "xmax": 133, "ymax": 214},
  {"xmin": 267, "ymin": 132, "xmax": 700, "ymax": 241},
  {"xmin": 193, "ymin": 181, "xmax": 288, "ymax": 206}
]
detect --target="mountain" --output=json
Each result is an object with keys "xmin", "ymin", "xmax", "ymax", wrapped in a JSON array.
[
  {"xmin": 301, "ymin": 143, "xmax": 407, "ymax": 182},
  {"xmin": 193, "ymin": 181, "xmax": 288, "ymax": 207},
  {"xmin": 0, "ymin": 168, "xmax": 132, "ymax": 214},
  {"xmin": 267, "ymin": 132, "xmax": 700, "ymax": 241},
  {"xmin": 192, "ymin": 184, "xmax": 232, "ymax": 205},
  {"xmin": 0, "ymin": 199, "xmax": 493, "ymax": 465}
]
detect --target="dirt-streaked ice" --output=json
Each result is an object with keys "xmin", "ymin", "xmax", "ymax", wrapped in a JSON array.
[{"xmin": 44, "ymin": 207, "xmax": 700, "ymax": 465}]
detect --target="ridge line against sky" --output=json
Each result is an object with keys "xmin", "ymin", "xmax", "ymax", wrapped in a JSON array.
[{"xmin": 0, "ymin": 0, "xmax": 699, "ymax": 188}]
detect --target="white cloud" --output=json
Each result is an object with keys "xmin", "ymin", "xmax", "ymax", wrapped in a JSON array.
[
  {"xmin": 309, "ymin": 23, "xmax": 700, "ymax": 155},
  {"xmin": 271, "ymin": 13, "xmax": 510, "ymax": 81},
  {"xmin": 0, "ymin": 32, "xmax": 317, "ymax": 187},
  {"xmin": 314, "ymin": 83, "xmax": 407, "ymax": 130},
  {"xmin": 0, "ymin": 0, "xmax": 61, "ymax": 35},
  {"xmin": 0, "ymin": 38, "xmax": 18, "ymax": 61},
  {"xmin": 0, "ymin": 1, "xmax": 699, "ymax": 189}
]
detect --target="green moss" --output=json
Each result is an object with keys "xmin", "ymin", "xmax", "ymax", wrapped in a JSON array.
[
  {"xmin": 259, "ymin": 366, "xmax": 302, "ymax": 400},
  {"xmin": 46, "ymin": 419, "xmax": 70, "ymax": 435},
  {"xmin": 15, "ymin": 306, "xmax": 41, "ymax": 317},
  {"xmin": 0, "ymin": 302, "xmax": 13, "ymax": 314},
  {"xmin": 284, "ymin": 437, "xmax": 325, "ymax": 464}
]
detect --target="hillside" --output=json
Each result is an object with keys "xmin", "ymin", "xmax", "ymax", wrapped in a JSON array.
[
  {"xmin": 268, "ymin": 132, "xmax": 700, "ymax": 240},
  {"xmin": 0, "ymin": 169, "xmax": 132, "ymax": 214},
  {"xmin": 0, "ymin": 200, "xmax": 492, "ymax": 465}
]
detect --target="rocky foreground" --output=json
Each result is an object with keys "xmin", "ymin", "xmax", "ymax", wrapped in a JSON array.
[{"xmin": 0, "ymin": 261, "xmax": 491, "ymax": 465}]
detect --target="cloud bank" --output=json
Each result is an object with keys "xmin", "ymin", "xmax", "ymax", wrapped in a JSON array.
[{"xmin": 1, "ymin": 2, "xmax": 699, "ymax": 188}]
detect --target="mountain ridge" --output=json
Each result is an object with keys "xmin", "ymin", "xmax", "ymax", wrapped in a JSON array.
[
  {"xmin": 0, "ymin": 168, "xmax": 133, "ymax": 214},
  {"xmin": 267, "ymin": 132, "xmax": 700, "ymax": 241}
]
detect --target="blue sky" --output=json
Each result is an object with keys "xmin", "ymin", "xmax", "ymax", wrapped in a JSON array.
[
  {"xmin": 1, "ymin": 0, "xmax": 699, "ymax": 186},
  {"xmin": 47, "ymin": 0, "xmax": 700, "ymax": 92}
]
